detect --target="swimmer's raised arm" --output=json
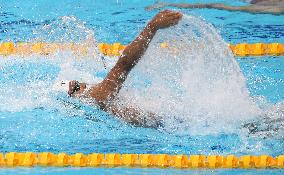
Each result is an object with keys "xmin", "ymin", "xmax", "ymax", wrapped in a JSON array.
[
  {"xmin": 145, "ymin": 2, "xmax": 284, "ymax": 15},
  {"xmin": 68, "ymin": 10, "xmax": 182, "ymax": 127},
  {"xmin": 83, "ymin": 10, "xmax": 182, "ymax": 105}
]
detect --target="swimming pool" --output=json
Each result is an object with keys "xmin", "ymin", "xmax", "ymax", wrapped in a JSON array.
[{"xmin": 0, "ymin": 0, "xmax": 284, "ymax": 174}]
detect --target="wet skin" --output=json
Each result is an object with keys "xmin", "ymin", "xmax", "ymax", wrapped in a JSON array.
[{"xmin": 68, "ymin": 10, "xmax": 182, "ymax": 128}]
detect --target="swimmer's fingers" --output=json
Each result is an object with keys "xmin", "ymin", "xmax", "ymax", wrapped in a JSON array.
[
  {"xmin": 168, "ymin": 13, "xmax": 182, "ymax": 20},
  {"xmin": 167, "ymin": 13, "xmax": 183, "ymax": 26},
  {"xmin": 163, "ymin": 11, "xmax": 183, "ymax": 22},
  {"xmin": 151, "ymin": 10, "xmax": 182, "ymax": 29}
]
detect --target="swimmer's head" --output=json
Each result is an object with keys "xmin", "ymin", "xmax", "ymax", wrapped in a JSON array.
[{"xmin": 68, "ymin": 80, "xmax": 87, "ymax": 97}]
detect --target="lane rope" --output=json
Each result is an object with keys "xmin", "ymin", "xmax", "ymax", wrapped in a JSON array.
[
  {"xmin": 0, "ymin": 42, "xmax": 283, "ymax": 57},
  {"xmin": 0, "ymin": 152, "xmax": 283, "ymax": 168}
]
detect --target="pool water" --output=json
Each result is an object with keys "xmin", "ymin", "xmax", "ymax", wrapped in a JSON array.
[{"xmin": 0, "ymin": 0, "xmax": 284, "ymax": 174}]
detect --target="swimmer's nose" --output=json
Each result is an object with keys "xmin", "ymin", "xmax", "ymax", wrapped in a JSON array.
[{"xmin": 68, "ymin": 80, "xmax": 80, "ymax": 96}]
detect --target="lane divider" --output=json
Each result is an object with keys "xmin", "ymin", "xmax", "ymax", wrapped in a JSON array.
[
  {"xmin": 229, "ymin": 43, "xmax": 284, "ymax": 56},
  {"xmin": 98, "ymin": 43, "xmax": 126, "ymax": 56},
  {"xmin": 0, "ymin": 152, "xmax": 283, "ymax": 168},
  {"xmin": 0, "ymin": 42, "xmax": 126, "ymax": 57},
  {"xmin": 0, "ymin": 42, "xmax": 283, "ymax": 57}
]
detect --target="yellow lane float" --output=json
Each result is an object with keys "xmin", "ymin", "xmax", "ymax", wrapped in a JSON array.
[
  {"xmin": 0, "ymin": 42, "xmax": 283, "ymax": 57},
  {"xmin": 0, "ymin": 152, "xmax": 283, "ymax": 168}
]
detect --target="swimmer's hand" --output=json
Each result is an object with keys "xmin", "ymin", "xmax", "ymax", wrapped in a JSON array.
[{"xmin": 148, "ymin": 10, "xmax": 182, "ymax": 31}]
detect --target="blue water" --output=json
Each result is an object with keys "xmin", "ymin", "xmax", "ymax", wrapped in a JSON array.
[{"xmin": 0, "ymin": 0, "xmax": 284, "ymax": 174}]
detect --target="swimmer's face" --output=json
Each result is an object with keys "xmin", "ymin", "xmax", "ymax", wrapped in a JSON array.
[{"xmin": 68, "ymin": 80, "xmax": 87, "ymax": 97}]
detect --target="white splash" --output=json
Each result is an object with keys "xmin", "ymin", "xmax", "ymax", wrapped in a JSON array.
[
  {"xmin": 33, "ymin": 15, "xmax": 95, "ymax": 44},
  {"xmin": 117, "ymin": 15, "xmax": 261, "ymax": 135},
  {"xmin": 0, "ymin": 15, "xmax": 282, "ymax": 137}
]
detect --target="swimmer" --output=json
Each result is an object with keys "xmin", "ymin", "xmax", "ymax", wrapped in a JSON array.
[
  {"xmin": 68, "ymin": 10, "xmax": 182, "ymax": 128},
  {"xmin": 145, "ymin": 0, "xmax": 284, "ymax": 15}
]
